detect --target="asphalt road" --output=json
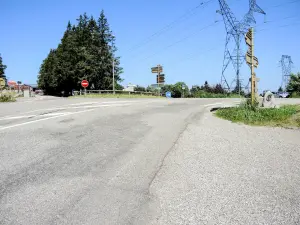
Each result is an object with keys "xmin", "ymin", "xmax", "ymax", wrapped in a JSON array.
[{"xmin": 0, "ymin": 97, "xmax": 300, "ymax": 224}]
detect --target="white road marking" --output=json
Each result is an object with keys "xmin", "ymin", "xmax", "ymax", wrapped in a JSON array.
[
  {"xmin": 69, "ymin": 100, "xmax": 139, "ymax": 106},
  {"xmin": 0, "ymin": 109, "xmax": 95, "ymax": 131},
  {"xmin": 0, "ymin": 115, "xmax": 37, "ymax": 120},
  {"xmin": 7, "ymin": 100, "xmax": 144, "ymax": 115},
  {"xmin": 69, "ymin": 102, "xmax": 100, "ymax": 106},
  {"xmin": 69, "ymin": 103, "xmax": 131, "ymax": 109},
  {"xmin": 0, "ymin": 103, "xmax": 133, "ymax": 130},
  {"xmin": 204, "ymin": 102, "xmax": 223, "ymax": 107}
]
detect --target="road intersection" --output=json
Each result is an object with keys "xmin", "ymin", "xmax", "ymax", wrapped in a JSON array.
[{"xmin": 0, "ymin": 97, "xmax": 300, "ymax": 224}]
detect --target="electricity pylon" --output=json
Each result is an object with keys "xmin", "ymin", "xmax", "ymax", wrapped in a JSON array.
[
  {"xmin": 217, "ymin": 0, "xmax": 265, "ymax": 93},
  {"xmin": 280, "ymin": 55, "xmax": 293, "ymax": 91}
]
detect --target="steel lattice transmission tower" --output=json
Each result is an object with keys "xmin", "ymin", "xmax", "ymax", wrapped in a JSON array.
[
  {"xmin": 280, "ymin": 55, "xmax": 293, "ymax": 91},
  {"xmin": 217, "ymin": 0, "xmax": 265, "ymax": 92}
]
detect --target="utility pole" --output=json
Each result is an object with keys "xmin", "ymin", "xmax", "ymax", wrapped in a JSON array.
[
  {"xmin": 250, "ymin": 28, "xmax": 255, "ymax": 104},
  {"xmin": 245, "ymin": 27, "xmax": 259, "ymax": 105},
  {"xmin": 112, "ymin": 36, "xmax": 115, "ymax": 95}
]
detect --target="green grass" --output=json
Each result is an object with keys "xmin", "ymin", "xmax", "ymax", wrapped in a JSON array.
[
  {"xmin": 191, "ymin": 92, "xmax": 242, "ymax": 98},
  {"xmin": 215, "ymin": 104, "xmax": 300, "ymax": 128},
  {"xmin": 0, "ymin": 94, "xmax": 16, "ymax": 102},
  {"xmin": 71, "ymin": 93, "xmax": 162, "ymax": 98}
]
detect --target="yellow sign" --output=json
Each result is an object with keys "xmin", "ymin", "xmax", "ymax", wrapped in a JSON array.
[
  {"xmin": 246, "ymin": 52, "xmax": 259, "ymax": 68},
  {"xmin": 0, "ymin": 78, "xmax": 5, "ymax": 88}
]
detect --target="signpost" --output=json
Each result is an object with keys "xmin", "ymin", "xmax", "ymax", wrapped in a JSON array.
[
  {"xmin": 152, "ymin": 65, "xmax": 165, "ymax": 86},
  {"xmin": 245, "ymin": 28, "xmax": 259, "ymax": 105},
  {"xmin": 81, "ymin": 80, "xmax": 89, "ymax": 95},
  {"xmin": 182, "ymin": 85, "xmax": 186, "ymax": 98}
]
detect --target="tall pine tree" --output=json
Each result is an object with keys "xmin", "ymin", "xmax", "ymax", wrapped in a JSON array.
[
  {"xmin": 38, "ymin": 11, "xmax": 123, "ymax": 95},
  {"xmin": 0, "ymin": 54, "xmax": 7, "ymax": 83}
]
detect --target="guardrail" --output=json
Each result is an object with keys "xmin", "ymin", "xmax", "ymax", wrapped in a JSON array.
[{"xmin": 73, "ymin": 90, "xmax": 161, "ymax": 96}]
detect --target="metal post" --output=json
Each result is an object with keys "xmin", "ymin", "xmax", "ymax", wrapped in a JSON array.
[
  {"xmin": 113, "ymin": 56, "xmax": 115, "ymax": 95},
  {"xmin": 112, "ymin": 37, "xmax": 115, "ymax": 95},
  {"xmin": 250, "ymin": 28, "xmax": 255, "ymax": 105}
]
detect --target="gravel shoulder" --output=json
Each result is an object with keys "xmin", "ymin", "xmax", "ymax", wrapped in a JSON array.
[{"xmin": 149, "ymin": 107, "xmax": 300, "ymax": 225}]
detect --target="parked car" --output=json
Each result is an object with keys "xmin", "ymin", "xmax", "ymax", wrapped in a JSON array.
[{"xmin": 278, "ymin": 92, "xmax": 289, "ymax": 98}]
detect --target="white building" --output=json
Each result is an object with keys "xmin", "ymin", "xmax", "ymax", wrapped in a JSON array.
[{"xmin": 123, "ymin": 83, "xmax": 136, "ymax": 92}]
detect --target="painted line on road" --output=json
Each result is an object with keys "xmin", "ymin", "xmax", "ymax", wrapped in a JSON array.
[
  {"xmin": 0, "ymin": 115, "xmax": 37, "ymax": 120},
  {"xmin": 0, "ymin": 109, "xmax": 95, "ymax": 131},
  {"xmin": 69, "ymin": 102, "xmax": 100, "ymax": 106},
  {"xmin": 0, "ymin": 103, "xmax": 133, "ymax": 130},
  {"xmin": 0, "ymin": 104, "xmax": 131, "ymax": 121},
  {"xmin": 0, "ymin": 113, "xmax": 69, "ymax": 121},
  {"xmin": 69, "ymin": 100, "xmax": 140, "ymax": 106},
  {"xmin": 203, "ymin": 102, "xmax": 223, "ymax": 107},
  {"xmin": 6, "ymin": 100, "xmax": 146, "ymax": 116}
]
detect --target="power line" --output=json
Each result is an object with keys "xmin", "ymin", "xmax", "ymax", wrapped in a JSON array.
[
  {"xmin": 265, "ymin": 0, "xmax": 300, "ymax": 10},
  {"xmin": 125, "ymin": 0, "xmax": 215, "ymax": 52},
  {"xmin": 139, "ymin": 21, "xmax": 220, "ymax": 61},
  {"xmin": 255, "ymin": 19, "xmax": 300, "ymax": 33},
  {"xmin": 173, "ymin": 42, "xmax": 225, "ymax": 65}
]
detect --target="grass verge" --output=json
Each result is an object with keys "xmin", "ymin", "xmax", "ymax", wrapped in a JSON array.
[
  {"xmin": 0, "ymin": 94, "xmax": 16, "ymax": 102},
  {"xmin": 215, "ymin": 104, "xmax": 300, "ymax": 128},
  {"xmin": 71, "ymin": 94, "xmax": 162, "ymax": 98}
]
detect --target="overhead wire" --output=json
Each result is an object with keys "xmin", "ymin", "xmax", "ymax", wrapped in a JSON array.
[
  {"xmin": 264, "ymin": 0, "xmax": 300, "ymax": 10},
  {"xmin": 125, "ymin": 0, "xmax": 215, "ymax": 53},
  {"xmin": 139, "ymin": 20, "xmax": 221, "ymax": 61}
]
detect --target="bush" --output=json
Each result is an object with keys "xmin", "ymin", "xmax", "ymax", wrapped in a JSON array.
[
  {"xmin": 0, "ymin": 94, "xmax": 16, "ymax": 102},
  {"xmin": 290, "ymin": 92, "xmax": 300, "ymax": 98},
  {"xmin": 190, "ymin": 90, "xmax": 239, "ymax": 98}
]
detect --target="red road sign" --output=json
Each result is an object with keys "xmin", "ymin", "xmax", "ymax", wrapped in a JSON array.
[{"xmin": 81, "ymin": 80, "xmax": 89, "ymax": 88}]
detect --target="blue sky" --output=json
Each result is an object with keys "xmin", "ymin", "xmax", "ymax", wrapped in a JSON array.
[{"xmin": 1, "ymin": 0, "xmax": 299, "ymax": 92}]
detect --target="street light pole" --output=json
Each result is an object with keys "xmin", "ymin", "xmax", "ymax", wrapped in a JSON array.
[{"xmin": 112, "ymin": 36, "xmax": 115, "ymax": 95}]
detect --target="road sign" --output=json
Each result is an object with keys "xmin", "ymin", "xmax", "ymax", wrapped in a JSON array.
[
  {"xmin": 0, "ymin": 78, "xmax": 5, "ymax": 88},
  {"xmin": 245, "ymin": 30, "xmax": 252, "ymax": 46},
  {"xmin": 151, "ymin": 66, "xmax": 163, "ymax": 73},
  {"xmin": 166, "ymin": 91, "xmax": 171, "ymax": 98},
  {"xmin": 81, "ymin": 80, "xmax": 89, "ymax": 88},
  {"xmin": 159, "ymin": 74, "xmax": 165, "ymax": 83},
  {"xmin": 249, "ymin": 76, "xmax": 260, "ymax": 82},
  {"xmin": 246, "ymin": 52, "xmax": 259, "ymax": 68}
]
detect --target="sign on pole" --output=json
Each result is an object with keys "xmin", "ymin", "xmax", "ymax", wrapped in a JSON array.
[
  {"xmin": 246, "ymin": 52, "xmax": 259, "ymax": 68},
  {"xmin": 166, "ymin": 91, "xmax": 171, "ymax": 98},
  {"xmin": 151, "ymin": 66, "xmax": 163, "ymax": 73},
  {"xmin": 81, "ymin": 80, "xmax": 89, "ymax": 88}
]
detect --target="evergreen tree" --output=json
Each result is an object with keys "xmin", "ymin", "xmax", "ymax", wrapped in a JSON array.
[
  {"xmin": 38, "ymin": 11, "xmax": 123, "ymax": 96},
  {"xmin": 0, "ymin": 54, "xmax": 7, "ymax": 83}
]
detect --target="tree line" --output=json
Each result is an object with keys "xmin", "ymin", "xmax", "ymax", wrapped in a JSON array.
[
  {"xmin": 134, "ymin": 81, "xmax": 232, "ymax": 98},
  {"xmin": 37, "ymin": 11, "xmax": 122, "ymax": 96},
  {"xmin": 0, "ymin": 54, "xmax": 7, "ymax": 83}
]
